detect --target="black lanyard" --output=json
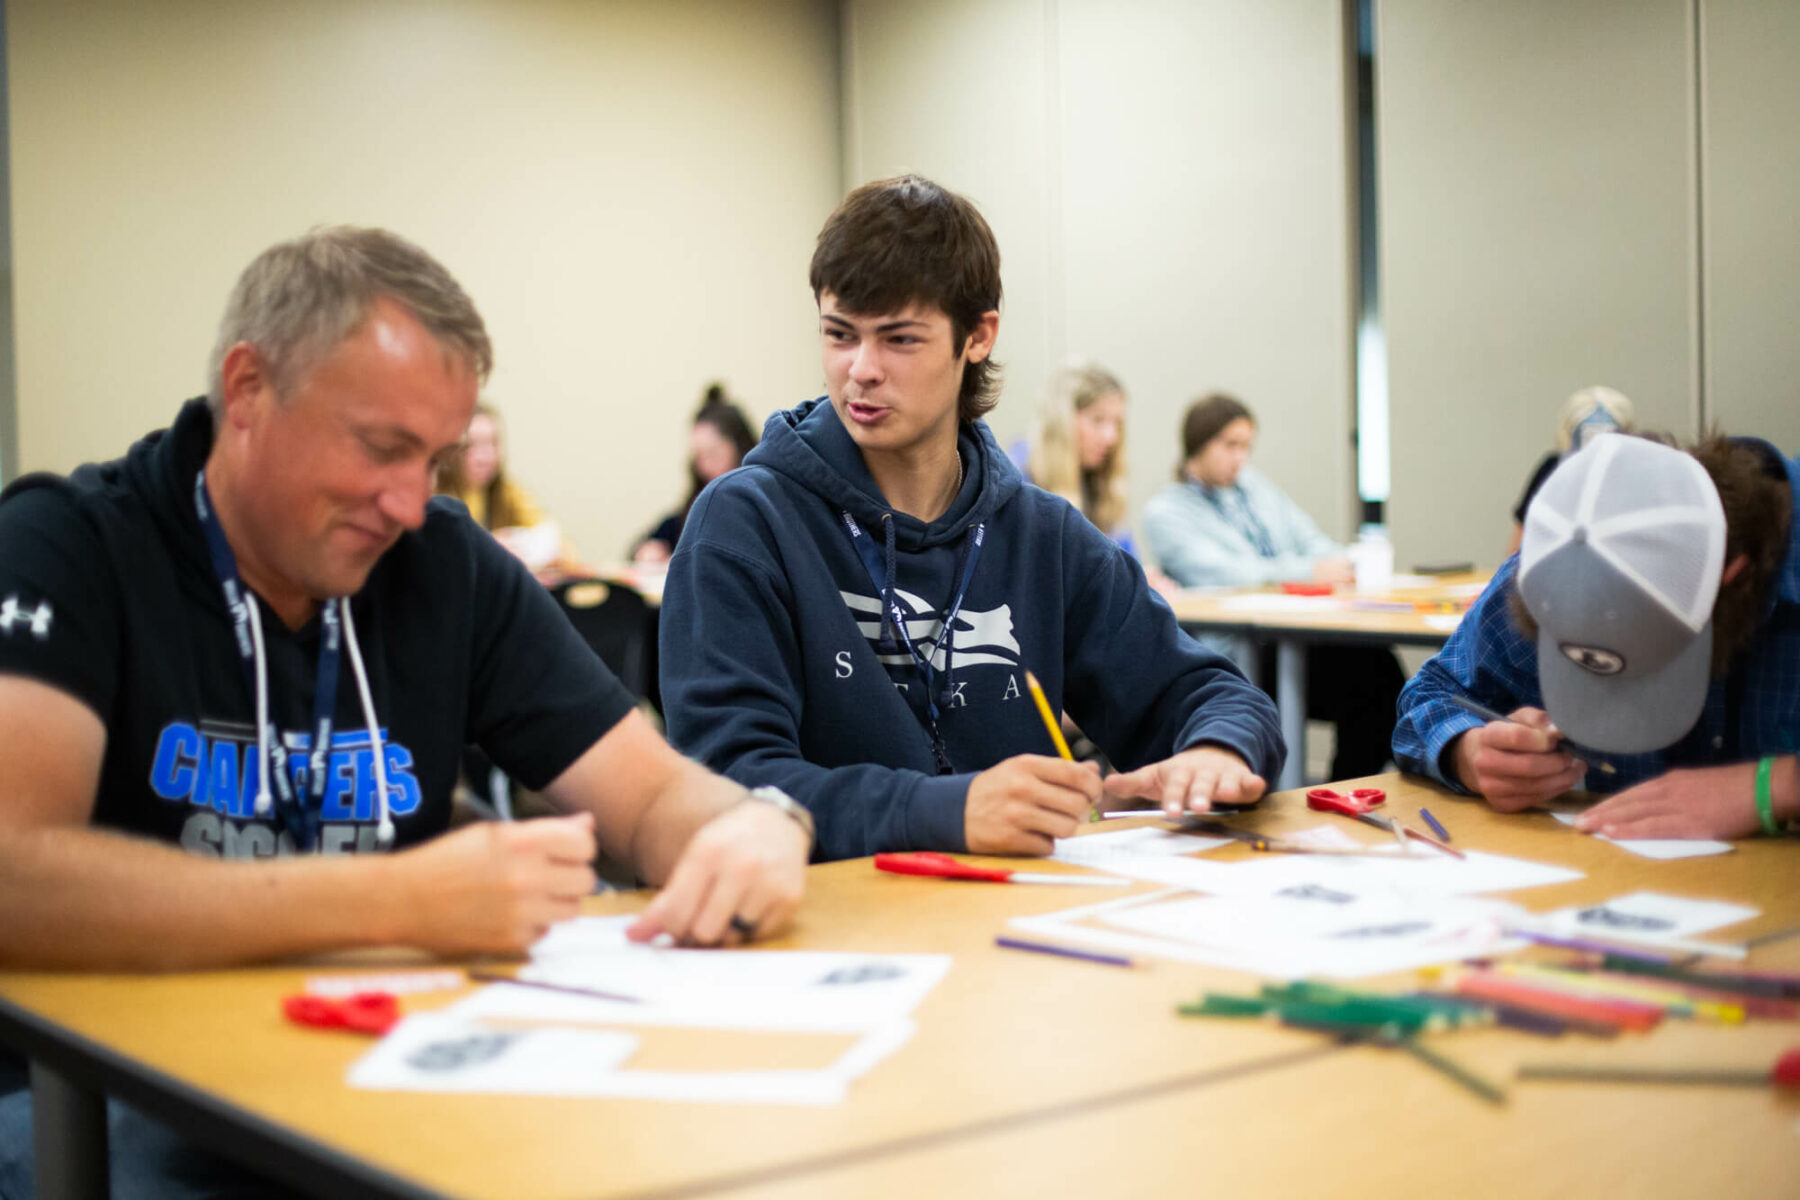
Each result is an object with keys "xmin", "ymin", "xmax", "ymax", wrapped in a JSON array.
[
  {"xmin": 840, "ymin": 509, "xmax": 985, "ymax": 774},
  {"xmin": 194, "ymin": 470, "xmax": 342, "ymax": 850}
]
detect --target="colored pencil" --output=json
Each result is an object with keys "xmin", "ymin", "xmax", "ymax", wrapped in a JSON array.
[
  {"xmin": 467, "ymin": 971, "xmax": 643, "ymax": 1005},
  {"xmin": 1419, "ymin": 808, "xmax": 1451, "ymax": 842},
  {"xmin": 1446, "ymin": 694, "xmax": 1616, "ymax": 773},
  {"xmin": 995, "ymin": 935, "xmax": 1134, "ymax": 969}
]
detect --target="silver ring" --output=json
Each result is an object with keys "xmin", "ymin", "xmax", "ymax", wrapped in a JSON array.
[{"xmin": 728, "ymin": 915, "xmax": 757, "ymax": 939}]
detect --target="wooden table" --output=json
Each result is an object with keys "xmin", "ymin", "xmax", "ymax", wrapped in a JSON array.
[
  {"xmin": 1168, "ymin": 576, "xmax": 1489, "ymax": 789},
  {"xmin": 4, "ymin": 773, "xmax": 1797, "ymax": 1199}
]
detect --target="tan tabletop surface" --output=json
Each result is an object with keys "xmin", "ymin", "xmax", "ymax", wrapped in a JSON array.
[
  {"xmin": 4, "ymin": 773, "xmax": 1797, "ymax": 1199},
  {"xmin": 1166, "ymin": 574, "xmax": 1490, "ymax": 643}
]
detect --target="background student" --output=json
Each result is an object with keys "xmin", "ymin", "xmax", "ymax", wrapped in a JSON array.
[
  {"xmin": 633, "ymin": 385, "xmax": 759, "ymax": 565},
  {"xmin": 1015, "ymin": 363, "xmax": 1177, "ymax": 597},
  {"xmin": 657, "ymin": 175, "xmax": 1282, "ymax": 862},
  {"xmin": 1144, "ymin": 392, "xmax": 1403, "ymax": 780},
  {"xmin": 438, "ymin": 402, "xmax": 580, "ymax": 581},
  {"xmin": 1506, "ymin": 385, "xmax": 1636, "ymax": 556}
]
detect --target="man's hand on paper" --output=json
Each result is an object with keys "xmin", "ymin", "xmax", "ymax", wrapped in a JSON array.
[
  {"xmin": 1575, "ymin": 760, "xmax": 1776, "ymax": 842},
  {"xmin": 627, "ymin": 798, "xmax": 808, "ymax": 947}
]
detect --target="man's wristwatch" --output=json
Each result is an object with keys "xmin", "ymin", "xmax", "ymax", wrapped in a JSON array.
[{"xmin": 743, "ymin": 785, "xmax": 815, "ymax": 848}]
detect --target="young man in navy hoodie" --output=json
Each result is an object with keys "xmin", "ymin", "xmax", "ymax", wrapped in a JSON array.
[{"xmin": 659, "ymin": 176, "xmax": 1284, "ymax": 861}]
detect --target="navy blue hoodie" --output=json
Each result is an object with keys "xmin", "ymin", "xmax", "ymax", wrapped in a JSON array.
[{"xmin": 659, "ymin": 398, "xmax": 1284, "ymax": 861}]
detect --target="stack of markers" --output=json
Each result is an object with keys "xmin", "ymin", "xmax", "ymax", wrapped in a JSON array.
[
  {"xmin": 1181, "ymin": 957, "xmax": 1800, "ymax": 1104},
  {"xmin": 1179, "ymin": 981, "xmax": 1507, "ymax": 1104}
]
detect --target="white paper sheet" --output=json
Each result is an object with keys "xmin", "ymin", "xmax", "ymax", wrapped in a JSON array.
[
  {"xmin": 1008, "ymin": 888, "xmax": 1524, "ymax": 980},
  {"xmin": 1422, "ymin": 614, "xmax": 1463, "ymax": 632},
  {"xmin": 1050, "ymin": 826, "xmax": 1231, "ymax": 868},
  {"xmin": 1084, "ymin": 842, "xmax": 1582, "ymax": 899},
  {"xmin": 1549, "ymin": 812, "xmax": 1733, "ymax": 859},
  {"xmin": 348, "ymin": 1012, "xmax": 637, "ymax": 1095},
  {"xmin": 348, "ymin": 1011, "xmax": 915, "ymax": 1105},
  {"xmin": 511, "ymin": 918, "xmax": 952, "ymax": 1032},
  {"xmin": 1538, "ymin": 891, "xmax": 1759, "ymax": 941}
]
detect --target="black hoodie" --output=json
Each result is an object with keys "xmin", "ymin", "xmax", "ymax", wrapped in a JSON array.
[{"xmin": 0, "ymin": 398, "xmax": 632, "ymax": 856}]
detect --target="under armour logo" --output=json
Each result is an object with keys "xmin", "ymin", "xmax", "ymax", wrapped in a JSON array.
[{"xmin": 0, "ymin": 596, "xmax": 53, "ymax": 640}]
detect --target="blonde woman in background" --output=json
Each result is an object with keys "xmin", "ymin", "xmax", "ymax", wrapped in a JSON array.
[
  {"xmin": 1506, "ymin": 386, "xmax": 1636, "ymax": 556},
  {"xmin": 439, "ymin": 403, "xmax": 578, "ymax": 581},
  {"xmin": 1017, "ymin": 363, "xmax": 1177, "ymax": 597}
]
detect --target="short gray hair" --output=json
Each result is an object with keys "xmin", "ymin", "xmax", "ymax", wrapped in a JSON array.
[{"xmin": 206, "ymin": 226, "xmax": 493, "ymax": 413}]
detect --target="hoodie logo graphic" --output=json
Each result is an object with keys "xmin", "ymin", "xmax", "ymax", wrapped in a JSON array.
[{"xmin": 840, "ymin": 589, "xmax": 1020, "ymax": 669}]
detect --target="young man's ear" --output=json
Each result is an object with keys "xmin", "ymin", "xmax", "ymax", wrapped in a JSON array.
[
  {"xmin": 1722, "ymin": 552, "xmax": 1752, "ymax": 587},
  {"xmin": 962, "ymin": 311, "xmax": 1000, "ymax": 364}
]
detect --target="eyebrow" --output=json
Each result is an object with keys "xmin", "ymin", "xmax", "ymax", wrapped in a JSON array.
[{"xmin": 821, "ymin": 313, "xmax": 931, "ymax": 334}]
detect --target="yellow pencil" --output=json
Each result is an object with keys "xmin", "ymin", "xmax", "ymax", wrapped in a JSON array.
[{"xmin": 1024, "ymin": 670, "xmax": 1075, "ymax": 760}]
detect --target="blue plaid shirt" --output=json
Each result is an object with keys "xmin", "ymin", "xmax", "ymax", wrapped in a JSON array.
[{"xmin": 1394, "ymin": 445, "xmax": 1800, "ymax": 793}]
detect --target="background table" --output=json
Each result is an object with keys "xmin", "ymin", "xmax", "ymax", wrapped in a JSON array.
[
  {"xmin": 1169, "ymin": 575, "xmax": 1488, "ymax": 789},
  {"xmin": 4, "ymin": 773, "xmax": 1797, "ymax": 1199}
]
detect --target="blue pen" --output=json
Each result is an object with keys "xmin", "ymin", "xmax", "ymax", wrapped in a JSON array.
[
  {"xmin": 1419, "ymin": 807, "xmax": 1451, "ymax": 842},
  {"xmin": 1446, "ymin": 694, "xmax": 1616, "ymax": 774}
]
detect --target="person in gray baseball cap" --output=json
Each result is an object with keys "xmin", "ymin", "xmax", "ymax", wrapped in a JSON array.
[{"xmin": 1392, "ymin": 431, "xmax": 1799, "ymax": 841}]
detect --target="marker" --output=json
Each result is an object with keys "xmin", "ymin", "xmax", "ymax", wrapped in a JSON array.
[
  {"xmin": 995, "ymin": 935, "xmax": 1135, "ymax": 969},
  {"xmin": 1447, "ymin": 694, "xmax": 1616, "ymax": 774},
  {"xmin": 1418, "ymin": 808, "xmax": 1451, "ymax": 842},
  {"xmin": 1024, "ymin": 670, "xmax": 1074, "ymax": 760}
]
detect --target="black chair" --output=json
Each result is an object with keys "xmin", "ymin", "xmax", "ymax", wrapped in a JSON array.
[{"xmin": 550, "ymin": 577, "xmax": 658, "ymax": 710}]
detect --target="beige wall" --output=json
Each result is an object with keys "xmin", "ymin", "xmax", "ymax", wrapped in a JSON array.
[
  {"xmin": 843, "ymin": 0, "xmax": 1356, "ymax": 546},
  {"xmin": 1377, "ymin": 0, "xmax": 1699, "ymax": 574},
  {"xmin": 7, "ymin": 0, "xmax": 841, "ymax": 560},
  {"xmin": 1702, "ymin": 0, "xmax": 1800, "ymax": 449}
]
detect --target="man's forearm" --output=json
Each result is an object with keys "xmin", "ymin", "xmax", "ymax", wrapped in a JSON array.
[
  {"xmin": 0, "ymin": 825, "xmax": 406, "ymax": 970},
  {"xmin": 627, "ymin": 760, "xmax": 748, "ymax": 885}
]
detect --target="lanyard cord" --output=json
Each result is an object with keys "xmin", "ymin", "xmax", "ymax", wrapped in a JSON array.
[
  {"xmin": 194, "ymin": 471, "xmax": 392, "ymax": 849},
  {"xmin": 840, "ymin": 507, "xmax": 986, "ymax": 773}
]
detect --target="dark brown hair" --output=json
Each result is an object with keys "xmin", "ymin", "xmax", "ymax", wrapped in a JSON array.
[
  {"xmin": 1510, "ymin": 432, "xmax": 1792, "ymax": 674},
  {"xmin": 1178, "ymin": 392, "xmax": 1256, "ymax": 478},
  {"xmin": 683, "ymin": 382, "xmax": 759, "ymax": 518},
  {"xmin": 808, "ymin": 175, "xmax": 1003, "ymax": 422}
]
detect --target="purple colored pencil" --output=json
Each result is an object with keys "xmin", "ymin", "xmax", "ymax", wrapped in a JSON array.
[
  {"xmin": 1418, "ymin": 808, "xmax": 1451, "ymax": 842},
  {"xmin": 995, "ymin": 935, "xmax": 1134, "ymax": 969},
  {"xmin": 1506, "ymin": 928, "xmax": 1683, "ymax": 963}
]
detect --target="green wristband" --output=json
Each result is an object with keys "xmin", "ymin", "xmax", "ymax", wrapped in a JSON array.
[{"xmin": 1755, "ymin": 756, "xmax": 1780, "ymax": 837}]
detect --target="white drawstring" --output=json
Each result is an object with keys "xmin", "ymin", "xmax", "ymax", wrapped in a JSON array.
[
  {"xmin": 339, "ymin": 598, "xmax": 393, "ymax": 847},
  {"xmin": 244, "ymin": 593, "xmax": 392, "ymax": 847},
  {"xmin": 246, "ymin": 594, "xmax": 274, "ymax": 817}
]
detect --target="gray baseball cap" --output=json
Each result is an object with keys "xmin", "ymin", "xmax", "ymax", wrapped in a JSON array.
[{"xmin": 1518, "ymin": 435, "xmax": 1726, "ymax": 753}]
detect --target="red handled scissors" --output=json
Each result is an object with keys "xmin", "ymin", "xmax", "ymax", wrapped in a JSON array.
[
  {"xmin": 282, "ymin": 991, "xmax": 400, "ymax": 1036},
  {"xmin": 1305, "ymin": 788, "xmax": 1409, "ymax": 852},
  {"xmin": 874, "ymin": 852, "xmax": 1129, "ymax": 887},
  {"xmin": 1305, "ymin": 788, "xmax": 1463, "ymax": 858}
]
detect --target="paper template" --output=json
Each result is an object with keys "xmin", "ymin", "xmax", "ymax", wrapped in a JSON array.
[
  {"xmin": 515, "ymin": 917, "xmax": 952, "ymax": 1032},
  {"xmin": 1539, "ymin": 891, "xmax": 1759, "ymax": 941},
  {"xmin": 1051, "ymin": 826, "xmax": 1231, "ymax": 868},
  {"xmin": 349, "ymin": 1012, "xmax": 637, "ymax": 1095},
  {"xmin": 349, "ymin": 1011, "xmax": 916, "ymax": 1106},
  {"xmin": 1107, "ymin": 844, "xmax": 1581, "ymax": 900},
  {"xmin": 1007, "ymin": 888, "xmax": 1525, "ymax": 981},
  {"xmin": 1214, "ymin": 593, "xmax": 1346, "ymax": 613},
  {"xmin": 1549, "ymin": 812, "xmax": 1733, "ymax": 860}
]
